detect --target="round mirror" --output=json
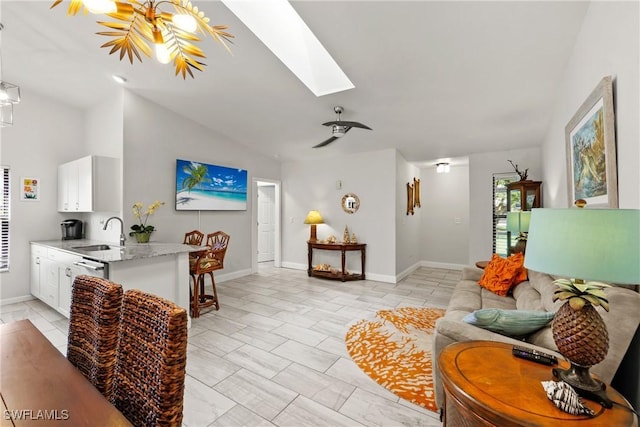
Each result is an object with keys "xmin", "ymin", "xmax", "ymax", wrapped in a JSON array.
[{"xmin": 342, "ymin": 193, "xmax": 360, "ymax": 214}]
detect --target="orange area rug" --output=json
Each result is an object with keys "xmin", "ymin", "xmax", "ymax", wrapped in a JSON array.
[{"xmin": 345, "ymin": 307, "xmax": 446, "ymax": 412}]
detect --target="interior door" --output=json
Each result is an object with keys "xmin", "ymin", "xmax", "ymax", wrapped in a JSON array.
[{"xmin": 257, "ymin": 185, "xmax": 275, "ymax": 262}]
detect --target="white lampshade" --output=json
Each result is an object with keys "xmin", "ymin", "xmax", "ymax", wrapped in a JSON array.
[{"xmin": 524, "ymin": 208, "xmax": 640, "ymax": 284}]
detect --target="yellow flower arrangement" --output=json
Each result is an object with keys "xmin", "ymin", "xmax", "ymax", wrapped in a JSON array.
[{"xmin": 129, "ymin": 200, "xmax": 165, "ymax": 236}]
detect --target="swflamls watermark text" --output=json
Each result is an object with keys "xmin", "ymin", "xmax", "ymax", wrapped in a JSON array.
[{"xmin": 4, "ymin": 409, "xmax": 70, "ymax": 421}]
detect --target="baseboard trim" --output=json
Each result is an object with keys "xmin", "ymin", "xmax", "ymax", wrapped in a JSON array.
[
  {"xmin": 420, "ymin": 260, "xmax": 467, "ymax": 271},
  {"xmin": 0, "ymin": 295, "xmax": 36, "ymax": 306},
  {"xmin": 395, "ymin": 262, "xmax": 423, "ymax": 283},
  {"xmin": 215, "ymin": 268, "xmax": 253, "ymax": 283},
  {"xmin": 281, "ymin": 262, "xmax": 307, "ymax": 271}
]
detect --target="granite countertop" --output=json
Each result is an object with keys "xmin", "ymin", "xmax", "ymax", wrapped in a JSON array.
[{"xmin": 32, "ymin": 239, "xmax": 198, "ymax": 263}]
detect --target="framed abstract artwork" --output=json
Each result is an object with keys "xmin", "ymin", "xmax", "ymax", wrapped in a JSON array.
[{"xmin": 565, "ymin": 76, "xmax": 617, "ymax": 208}]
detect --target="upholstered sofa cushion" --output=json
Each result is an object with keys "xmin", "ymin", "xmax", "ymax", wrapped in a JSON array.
[{"xmin": 463, "ymin": 308, "xmax": 555, "ymax": 337}]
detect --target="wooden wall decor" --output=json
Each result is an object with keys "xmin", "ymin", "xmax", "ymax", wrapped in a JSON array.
[
  {"xmin": 413, "ymin": 177, "xmax": 421, "ymax": 208},
  {"xmin": 406, "ymin": 182, "xmax": 414, "ymax": 215}
]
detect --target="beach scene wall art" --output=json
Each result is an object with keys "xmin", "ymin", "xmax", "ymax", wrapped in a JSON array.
[{"xmin": 176, "ymin": 159, "xmax": 248, "ymax": 211}]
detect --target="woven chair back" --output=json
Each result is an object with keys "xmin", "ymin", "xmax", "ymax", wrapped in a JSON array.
[
  {"xmin": 112, "ymin": 289, "xmax": 188, "ymax": 426},
  {"xmin": 67, "ymin": 275, "xmax": 123, "ymax": 400}
]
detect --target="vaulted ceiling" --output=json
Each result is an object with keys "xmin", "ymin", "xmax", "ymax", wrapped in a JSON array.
[{"xmin": 1, "ymin": 1, "xmax": 590, "ymax": 163}]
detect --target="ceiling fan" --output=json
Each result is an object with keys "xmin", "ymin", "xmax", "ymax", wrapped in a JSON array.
[{"xmin": 313, "ymin": 106, "xmax": 372, "ymax": 148}]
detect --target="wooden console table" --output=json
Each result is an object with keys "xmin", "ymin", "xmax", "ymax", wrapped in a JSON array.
[
  {"xmin": 438, "ymin": 341, "xmax": 637, "ymax": 426},
  {"xmin": 307, "ymin": 241, "xmax": 366, "ymax": 282}
]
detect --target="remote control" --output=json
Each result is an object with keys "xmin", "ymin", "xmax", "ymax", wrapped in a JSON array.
[{"xmin": 512, "ymin": 345, "xmax": 558, "ymax": 366}]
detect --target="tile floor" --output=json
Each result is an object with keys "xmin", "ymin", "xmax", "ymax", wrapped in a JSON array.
[{"xmin": 0, "ymin": 264, "xmax": 459, "ymax": 427}]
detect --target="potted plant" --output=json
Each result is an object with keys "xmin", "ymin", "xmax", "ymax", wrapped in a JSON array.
[{"xmin": 129, "ymin": 200, "xmax": 165, "ymax": 243}]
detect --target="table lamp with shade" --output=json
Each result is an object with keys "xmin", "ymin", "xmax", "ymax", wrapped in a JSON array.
[
  {"xmin": 524, "ymin": 208, "xmax": 640, "ymax": 407},
  {"xmin": 506, "ymin": 211, "xmax": 531, "ymax": 254},
  {"xmin": 303, "ymin": 210, "xmax": 324, "ymax": 242}
]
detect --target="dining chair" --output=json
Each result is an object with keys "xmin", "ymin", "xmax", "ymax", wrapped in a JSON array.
[
  {"xmin": 183, "ymin": 230, "xmax": 204, "ymax": 246},
  {"xmin": 111, "ymin": 289, "xmax": 188, "ymax": 427},
  {"xmin": 67, "ymin": 275, "xmax": 123, "ymax": 400},
  {"xmin": 189, "ymin": 231, "xmax": 230, "ymax": 317}
]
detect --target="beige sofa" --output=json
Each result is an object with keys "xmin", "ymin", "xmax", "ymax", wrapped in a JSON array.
[{"xmin": 432, "ymin": 266, "xmax": 640, "ymax": 408}]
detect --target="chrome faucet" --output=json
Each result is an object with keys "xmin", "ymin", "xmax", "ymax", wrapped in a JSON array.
[{"xmin": 104, "ymin": 216, "xmax": 126, "ymax": 247}]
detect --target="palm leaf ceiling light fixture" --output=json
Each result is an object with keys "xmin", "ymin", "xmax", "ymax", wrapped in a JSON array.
[{"xmin": 50, "ymin": 0, "xmax": 233, "ymax": 78}]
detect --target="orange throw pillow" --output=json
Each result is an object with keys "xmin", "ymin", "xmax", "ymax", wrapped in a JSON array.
[{"xmin": 478, "ymin": 253, "xmax": 526, "ymax": 296}]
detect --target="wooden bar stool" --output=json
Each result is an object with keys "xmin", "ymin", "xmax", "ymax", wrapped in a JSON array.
[
  {"xmin": 189, "ymin": 231, "xmax": 229, "ymax": 317},
  {"xmin": 184, "ymin": 230, "xmax": 204, "ymax": 317}
]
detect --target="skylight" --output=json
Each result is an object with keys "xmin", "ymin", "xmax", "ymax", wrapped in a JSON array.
[{"xmin": 221, "ymin": 0, "xmax": 354, "ymax": 97}]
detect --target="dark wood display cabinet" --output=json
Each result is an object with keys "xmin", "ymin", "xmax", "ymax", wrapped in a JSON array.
[
  {"xmin": 506, "ymin": 180, "xmax": 542, "ymax": 255},
  {"xmin": 506, "ymin": 180, "xmax": 542, "ymax": 212}
]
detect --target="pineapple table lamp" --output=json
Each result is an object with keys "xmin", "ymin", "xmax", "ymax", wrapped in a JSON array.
[{"xmin": 524, "ymin": 208, "xmax": 640, "ymax": 408}]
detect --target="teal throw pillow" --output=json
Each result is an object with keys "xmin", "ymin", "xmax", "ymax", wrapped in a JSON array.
[{"xmin": 463, "ymin": 309, "xmax": 555, "ymax": 337}]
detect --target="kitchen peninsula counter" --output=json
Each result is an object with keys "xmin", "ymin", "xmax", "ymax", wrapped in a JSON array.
[
  {"xmin": 31, "ymin": 240, "xmax": 196, "ymax": 325},
  {"xmin": 31, "ymin": 239, "xmax": 195, "ymax": 263}
]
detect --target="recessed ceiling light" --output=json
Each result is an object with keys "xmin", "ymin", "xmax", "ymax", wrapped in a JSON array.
[
  {"xmin": 221, "ymin": 0, "xmax": 354, "ymax": 97},
  {"xmin": 436, "ymin": 162, "xmax": 451, "ymax": 173},
  {"xmin": 112, "ymin": 75, "xmax": 127, "ymax": 84}
]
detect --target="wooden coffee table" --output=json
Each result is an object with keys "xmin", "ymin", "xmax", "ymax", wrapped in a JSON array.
[{"xmin": 438, "ymin": 341, "xmax": 637, "ymax": 426}]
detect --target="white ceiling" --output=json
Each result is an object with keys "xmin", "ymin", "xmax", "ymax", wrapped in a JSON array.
[{"xmin": 1, "ymin": 1, "xmax": 590, "ymax": 164}]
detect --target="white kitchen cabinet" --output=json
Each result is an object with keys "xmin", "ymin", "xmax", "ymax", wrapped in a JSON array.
[
  {"xmin": 40, "ymin": 257, "xmax": 59, "ymax": 309},
  {"xmin": 29, "ymin": 244, "xmax": 46, "ymax": 298},
  {"xmin": 57, "ymin": 155, "xmax": 120, "ymax": 212},
  {"xmin": 30, "ymin": 245, "xmax": 86, "ymax": 317},
  {"xmin": 57, "ymin": 263, "xmax": 82, "ymax": 318}
]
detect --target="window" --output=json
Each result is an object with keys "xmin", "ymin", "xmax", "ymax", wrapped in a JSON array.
[
  {"xmin": 1, "ymin": 166, "xmax": 9, "ymax": 272},
  {"xmin": 492, "ymin": 173, "xmax": 518, "ymax": 257}
]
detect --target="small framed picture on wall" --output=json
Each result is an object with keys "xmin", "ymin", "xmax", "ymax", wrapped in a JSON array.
[{"xmin": 20, "ymin": 177, "xmax": 40, "ymax": 202}]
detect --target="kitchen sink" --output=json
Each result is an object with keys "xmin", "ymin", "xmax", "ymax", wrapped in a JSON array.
[{"xmin": 71, "ymin": 244, "xmax": 113, "ymax": 251}]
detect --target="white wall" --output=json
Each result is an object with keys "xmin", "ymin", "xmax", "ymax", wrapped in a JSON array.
[
  {"xmin": 121, "ymin": 91, "xmax": 282, "ymax": 276},
  {"xmin": 539, "ymin": 1, "xmax": 639, "ymax": 407},
  {"xmin": 468, "ymin": 146, "xmax": 542, "ymax": 263},
  {"xmin": 542, "ymin": 1, "xmax": 639, "ymax": 209},
  {"xmin": 395, "ymin": 152, "xmax": 421, "ymax": 279},
  {"xmin": 420, "ymin": 163, "xmax": 470, "ymax": 268},
  {"xmin": 0, "ymin": 91, "xmax": 85, "ymax": 301},
  {"xmin": 281, "ymin": 149, "xmax": 397, "ymax": 281},
  {"xmin": 84, "ymin": 92, "xmax": 125, "ymax": 243}
]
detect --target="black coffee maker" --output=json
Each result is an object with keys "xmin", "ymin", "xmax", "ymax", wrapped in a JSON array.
[{"xmin": 61, "ymin": 219, "xmax": 83, "ymax": 240}]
